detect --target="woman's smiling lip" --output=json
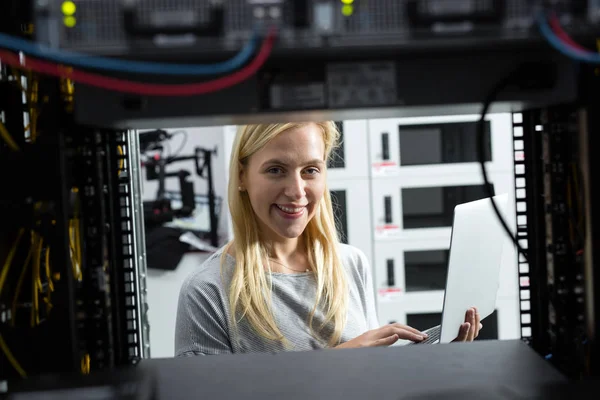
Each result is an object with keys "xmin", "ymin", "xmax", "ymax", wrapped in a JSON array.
[{"xmin": 274, "ymin": 204, "xmax": 307, "ymax": 219}]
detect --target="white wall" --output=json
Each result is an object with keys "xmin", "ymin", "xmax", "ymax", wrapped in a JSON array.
[{"xmin": 146, "ymin": 253, "xmax": 211, "ymax": 358}]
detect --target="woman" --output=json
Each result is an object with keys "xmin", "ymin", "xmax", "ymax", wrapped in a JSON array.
[{"xmin": 175, "ymin": 122, "xmax": 481, "ymax": 356}]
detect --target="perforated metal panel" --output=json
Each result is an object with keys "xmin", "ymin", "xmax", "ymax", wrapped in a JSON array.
[
  {"xmin": 37, "ymin": 0, "xmax": 567, "ymax": 52},
  {"xmin": 339, "ymin": 0, "xmax": 407, "ymax": 34}
]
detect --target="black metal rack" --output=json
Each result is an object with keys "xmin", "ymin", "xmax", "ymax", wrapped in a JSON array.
[
  {"xmin": 0, "ymin": 107, "xmax": 147, "ymax": 383},
  {"xmin": 516, "ymin": 105, "xmax": 593, "ymax": 378}
]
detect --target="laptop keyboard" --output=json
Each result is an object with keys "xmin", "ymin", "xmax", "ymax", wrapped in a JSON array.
[{"xmin": 408, "ymin": 325, "xmax": 441, "ymax": 345}]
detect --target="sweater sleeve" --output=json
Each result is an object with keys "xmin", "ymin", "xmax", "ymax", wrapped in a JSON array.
[
  {"xmin": 174, "ymin": 266, "xmax": 233, "ymax": 356},
  {"xmin": 348, "ymin": 246, "xmax": 380, "ymax": 330}
]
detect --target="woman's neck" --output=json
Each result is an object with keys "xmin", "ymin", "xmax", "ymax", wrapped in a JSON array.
[
  {"xmin": 266, "ymin": 236, "xmax": 310, "ymax": 273},
  {"xmin": 267, "ymin": 236, "xmax": 304, "ymax": 261}
]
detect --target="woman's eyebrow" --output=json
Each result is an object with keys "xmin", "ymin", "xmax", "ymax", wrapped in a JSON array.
[{"xmin": 260, "ymin": 158, "xmax": 325, "ymax": 167}]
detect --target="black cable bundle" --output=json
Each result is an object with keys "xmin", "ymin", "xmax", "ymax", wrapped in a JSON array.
[{"xmin": 477, "ymin": 62, "xmax": 558, "ymax": 262}]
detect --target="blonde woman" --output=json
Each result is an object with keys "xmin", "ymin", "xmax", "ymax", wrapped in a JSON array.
[{"xmin": 175, "ymin": 122, "xmax": 481, "ymax": 355}]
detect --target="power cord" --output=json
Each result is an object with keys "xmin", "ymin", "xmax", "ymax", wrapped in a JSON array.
[
  {"xmin": 477, "ymin": 63, "xmax": 557, "ymax": 263},
  {"xmin": 0, "ymin": 30, "xmax": 261, "ymax": 76},
  {"xmin": 167, "ymin": 130, "xmax": 189, "ymax": 161}
]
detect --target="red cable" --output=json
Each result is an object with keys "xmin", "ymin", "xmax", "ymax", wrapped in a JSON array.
[
  {"xmin": 0, "ymin": 28, "xmax": 276, "ymax": 97},
  {"xmin": 548, "ymin": 14, "xmax": 589, "ymax": 53}
]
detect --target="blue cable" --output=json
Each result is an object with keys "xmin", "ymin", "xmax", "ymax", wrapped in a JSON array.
[
  {"xmin": 537, "ymin": 13, "xmax": 600, "ymax": 65},
  {"xmin": 0, "ymin": 31, "xmax": 259, "ymax": 75}
]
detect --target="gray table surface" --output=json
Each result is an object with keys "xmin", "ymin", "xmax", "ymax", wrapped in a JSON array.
[{"xmin": 141, "ymin": 339, "xmax": 570, "ymax": 399}]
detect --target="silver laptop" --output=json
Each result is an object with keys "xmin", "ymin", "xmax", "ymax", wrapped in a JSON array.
[{"xmin": 410, "ymin": 194, "xmax": 509, "ymax": 345}]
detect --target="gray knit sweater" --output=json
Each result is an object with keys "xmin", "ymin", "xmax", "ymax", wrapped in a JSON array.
[{"xmin": 175, "ymin": 244, "xmax": 379, "ymax": 356}]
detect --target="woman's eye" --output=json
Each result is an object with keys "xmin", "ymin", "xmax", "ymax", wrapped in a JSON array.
[
  {"xmin": 267, "ymin": 167, "xmax": 283, "ymax": 174},
  {"xmin": 304, "ymin": 168, "xmax": 320, "ymax": 175}
]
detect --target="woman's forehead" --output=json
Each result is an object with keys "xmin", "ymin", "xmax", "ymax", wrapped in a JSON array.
[{"xmin": 252, "ymin": 125, "xmax": 325, "ymax": 162}]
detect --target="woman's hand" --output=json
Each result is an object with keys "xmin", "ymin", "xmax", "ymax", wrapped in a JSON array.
[
  {"xmin": 452, "ymin": 307, "xmax": 483, "ymax": 342},
  {"xmin": 335, "ymin": 323, "xmax": 428, "ymax": 349}
]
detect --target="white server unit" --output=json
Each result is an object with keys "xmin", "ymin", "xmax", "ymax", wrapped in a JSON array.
[
  {"xmin": 370, "ymin": 172, "xmax": 515, "ymax": 242},
  {"xmin": 372, "ymin": 241, "xmax": 520, "ymax": 340},
  {"xmin": 378, "ymin": 297, "xmax": 520, "ymax": 341},
  {"xmin": 328, "ymin": 120, "xmax": 370, "ymax": 180},
  {"xmin": 328, "ymin": 179, "xmax": 372, "ymax": 268},
  {"xmin": 368, "ymin": 113, "xmax": 519, "ymax": 342},
  {"xmin": 327, "ymin": 120, "xmax": 373, "ymax": 266},
  {"xmin": 368, "ymin": 114, "xmax": 514, "ymax": 178},
  {"xmin": 373, "ymin": 238, "xmax": 451, "ymax": 299}
]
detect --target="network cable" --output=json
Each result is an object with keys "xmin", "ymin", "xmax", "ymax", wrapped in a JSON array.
[
  {"xmin": 0, "ymin": 229, "xmax": 27, "ymax": 378},
  {"xmin": 537, "ymin": 12, "xmax": 600, "ymax": 64},
  {"xmin": 0, "ymin": 334, "xmax": 26, "ymax": 378},
  {"xmin": 0, "ymin": 30, "xmax": 260, "ymax": 76},
  {"xmin": 0, "ymin": 120, "xmax": 21, "ymax": 151},
  {"xmin": 11, "ymin": 232, "xmax": 34, "ymax": 326},
  {"xmin": 475, "ymin": 63, "xmax": 559, "ymax": 263},
  {"xmin": 0, "ymin": 27, "xmax": 276, "ymax": 97}
]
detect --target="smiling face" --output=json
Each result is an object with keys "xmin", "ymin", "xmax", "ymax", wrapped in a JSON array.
[{"xmin": 240, "ymin": 123, "xmax": 327, "ymax": 242}]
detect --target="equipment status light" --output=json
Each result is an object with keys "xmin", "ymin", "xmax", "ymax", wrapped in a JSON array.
[
  {"xmin": 61, "ymin": 1, "xmax": 77, "ymax": 16},
  {"xmin": 63, "ymin": 16, "xmax": 77, "ymax": 28},
  {"xmin": 341, "ymin": 0, "xmax": 354, "ymax": 16}
]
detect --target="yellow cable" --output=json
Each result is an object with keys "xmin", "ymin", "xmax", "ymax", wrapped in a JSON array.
[
  {"xmin": 11, "ymin": 233, "xmax": 34, "ymax": 327},
  {"xmin": 69, "ymin": 221, "xmax": 75, "ymax": 278},
  {"xmin": 0, "ymin": 333, "xmax": 26, "ymax": 378},
  {"xmin": 34, "ymin": 233, "xmax": 43, "ymax": 292},
  {"xmin": 117, "ymin": 145, "xmax": 125, "ymax": 175},
  {"xmin": 30, "ymin": 234, "xmax": 42, "ymax": 327},
  {"xmin": 81, "ymin": 353, "xmax": 90, "ymax": 374},
  {"xmin": 68, "ymin": 189, "xmax": 83, "ymax": 281},
  {"xmin": 0, "ymin": 229, "xmax": 25, "ymax": 296},
  {"xmin": 45, "ymin": 245, "xmax": 54, "ymax": 300},
  {"xmin": 0, "ymin": 120, "xmax": 20, "ymax": 151},
  {"xmin": 74, "ymin": 219, "xmax": 82, "ymax": 280},
  {"xmin": 45, "ymin": 246, "xmax": 53, "ymax": 292},
  {"xmin": 69, "ymin": 220, "xmax": 82, "ymax": 281},
  {"xmin": 0, "ymin": 229, "xmax": 27, "ymax": 377},
  {"xmin": 34, "ymin": 236, "xmax": 43, "ymax": 325},
  {"xmin": 30, "ymin": 108, "xmax": 38, "ymax": 143},
  {"xmin": 117, "ymin": 146, "xmax": 124, "ymax": 174}
]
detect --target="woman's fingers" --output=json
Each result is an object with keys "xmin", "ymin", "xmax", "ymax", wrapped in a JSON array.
[
  {"xmin": 379, "ymin": 324, "xmax": 426, "ymax": 342},
  {"xmin": 474, "ymin": 308, "xmax": 481, "ymax": 339},
  {"xmin": 374, "ymin": 334, "xmax": 399, "ymax": 347},
  {"xmin": 467, "ymin": 308, "xmax": 476, "ymax": 341},
  {"xmin": 454, "ymin": 322, "xmax": 471, "ymax": 342},
  {"xmin": 393, "ymin": 327, "xmax": 426, "ymax": 342},
  {"xmin": 392, "ymin": 323, "xmax": 426, "ymax": 337}
]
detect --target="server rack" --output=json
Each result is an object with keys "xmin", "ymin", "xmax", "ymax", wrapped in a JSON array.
[
  {"xmin": 0, "ymin": 66, "xmax": 149, "ymax": 384},
  {"xmin": 369, "ymin": 114, "xmax": 520, "ymax": 338},
  {"xmin": 515, "ymin": 104, "xmax": 598, "ymax": 377}
]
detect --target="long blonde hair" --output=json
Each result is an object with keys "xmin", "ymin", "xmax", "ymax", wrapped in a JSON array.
[{"xmin": 222, "ymin": 122, "xmax": 348, "ymax": 347}]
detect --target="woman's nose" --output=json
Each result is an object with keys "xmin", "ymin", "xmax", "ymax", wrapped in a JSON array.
[{"xmin": 283, "ymin": 174, "xmax": 306, "ymax": 199}]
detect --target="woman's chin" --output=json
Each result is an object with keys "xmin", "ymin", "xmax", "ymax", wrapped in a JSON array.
[
  {"xmin": 272, "ymin": 224, "xmax": 307, "ymax": 240},
  {"xmin": 278, "ymin": 230, "xmax": 305, "ymax": 239}
]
